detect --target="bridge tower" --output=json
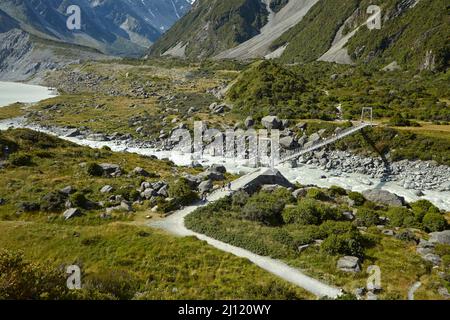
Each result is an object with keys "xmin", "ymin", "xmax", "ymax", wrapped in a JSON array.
[{"xmin": 361, "ymin": 107, "xmax": 373, "ymax": 125}]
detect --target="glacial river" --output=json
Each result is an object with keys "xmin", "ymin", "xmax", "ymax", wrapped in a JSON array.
[
  {"xmin": 0, "ymin": 117, "xmax": 449, "ymax": 211},
  {"xmin": 0, "ymin": 81, "xmax": 57, "ymax": 107}
]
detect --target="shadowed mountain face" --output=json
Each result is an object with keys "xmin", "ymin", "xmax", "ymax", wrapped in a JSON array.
[{"xmin": 0, "ymin": 0, "xmax": 191, "ymax": 56}]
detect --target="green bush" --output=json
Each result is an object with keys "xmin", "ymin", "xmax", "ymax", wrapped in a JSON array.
[
  {"xmin": 411, "ymin": 200, "xmax": 440, "ymax": 222},
  {"xmin": 319, "ymin": 220, "xmax": 355, "ymax": 237},
  {"xmin": 289, "ymin": 225, "xmax": 323, "ymax": 245},
  {"xmin": 355, "ymin": 208, "xmax": 380, "ymax": 227},
  {"xmin": 86, "ymin": 162, "xmax": 104, "ymax": 177},
  {"xmin": 282, "ymin": 200, "xmax": 320, "ymax": 225},
  {"xmin": 348, "ymin": 192, "xmax": 366, "ymax": 206},
  {"xmin": 386, "ymin": 207, "xmax": 415, "ymax": 227},
  {"xmin": 321, "ymin": 231, "xmax": 364, "ymax": 257},
  {"xmin": 306, "ymin": 188, "xmax": 327, "ymax": 201},
  {"xmin": 242, "ymin": 191, "xmax": 289, "ymax": 226},
  {"xmin": 9, "ymin": 152, "xmax": 32, "ymax": 166},
  {"xmin": 283, "ymin": 199, "xmax": 342, "ymax": 225},
  {"xmin": 232, "ymin": 191, "xmax": 250, "ymax": 208},
  {"xmin": 169, "ymin": 178, "xmax": 199, "ymax": 207},
  {"xmin": 423, "ymin": 212, "xmax": 447, "ymax": 232},
  {"xmin": 329, "ymin": 185, "xmax": 347, "ymax": 196}
]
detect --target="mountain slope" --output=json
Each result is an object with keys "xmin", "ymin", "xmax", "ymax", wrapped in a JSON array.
[
  {"xmin": 151, "ymin": 0, "xmax": 448, "ymax": 72},
  {"xmin": 215, "ymin": 0, "xmax": 318, "ymax": 60},
  {"xmin": 149, "ymin": 0, "xmax": 270, "ymax": 59},
  {"xmin": 0, "ymin": 0, "xmax": 191, "ymax": 56}
]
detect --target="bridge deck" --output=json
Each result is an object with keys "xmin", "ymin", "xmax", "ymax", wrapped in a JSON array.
[{"xmin": 279, "ymin": 123, "xmax": 371, "ymax": 164}]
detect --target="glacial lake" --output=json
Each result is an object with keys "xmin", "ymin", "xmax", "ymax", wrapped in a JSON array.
[{"xmin": 0, "ymin": 81, "xmax": 57, "ymax": 107}]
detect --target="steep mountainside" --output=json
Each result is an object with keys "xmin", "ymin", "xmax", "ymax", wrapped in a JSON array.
[
  {"xmin": 151, "ymin": 0, "xmax": 449, "ymax": 71},
  {"xmin": 0, "ymin": 0, "xmax": 191, "ymax": 56},
  {"xmin": 149, "ymin": 0, "xmax": 271, "ymax": 59},
  {"xmin": 274, "ymin": 0, "xmax": 449, "ymax": 71}
]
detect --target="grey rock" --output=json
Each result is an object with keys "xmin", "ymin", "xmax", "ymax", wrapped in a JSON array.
[
  {"xmin": 362, "ymin": 189, "xmax": 405, "ymax": 207},
  {"xmin": 261, "ymin": 116, "xmax": 281, "ymax": 130},
  {"xmin": 157, "ymin": 185, "xmax": 169, "ymax": 197},
  {"xmin": 297, "ymin": 244, "xmax": 310, "ymax": 253},
  {"xmin": 423, "ymin": 253, "xmax": 441, "ymax": 266},
  {"xmin": 308, "ymin": 133, "xmax": 321, "ymax": 143},
  {"xmin": 133, "ymin": 167, "xmax": 150, "ymax": 177},
  {"xmin": 366, "ymin": 292, "xmax": 378, "ymax": 300},
  {"xmin": 343, "ymin": 211, "xmax": 355, "ymax": 221},
  {"xmin": 141, "ymin": 188, "xmax": 156, "ymax": 200},
  {"xmin": 337, "ymin": 256, "xmax": 361, "ymax": 273},
  {"xmin": 99, "ymin": 163, "xmax": 122, "ymax": 176},
  {"xmin": 279, "ymin": 136, "xmax": 296, "ymax": 149},
  {"xmin": 120, "ymin": 201, "xmax": 133, "ymax": 212},
  {"xmin": 100, "ymin": 185, "xmax": 114, "ymax": 193},
  {"xmin": 245, "ymin": 116, "xmax": 255, "ymax": 128},
  {"xmin": 60, "ymin": 186, "xmax": 75, "ymax": 195},
  {"xmin": 66, "ymin": 129, "xmax": 81, "ymax": 137},
  {"xmin": 429, "ymin": 230, "xmax": 450, "ymax": 245},
  {"xmin": 292, "ymin": 188, "xmax": 307, "ymax": 199},
  {"xmin": 63, "ymin": 208, "xmax": 82, "ymax": 220},
  {"xmin": 198, "ymin": 180, "xmax": 213, "ymax": 194}
]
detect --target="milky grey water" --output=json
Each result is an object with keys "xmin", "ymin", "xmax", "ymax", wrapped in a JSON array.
[{"xmin": 0, "ymin": 81, "xmax": 57, "ymax": 107}]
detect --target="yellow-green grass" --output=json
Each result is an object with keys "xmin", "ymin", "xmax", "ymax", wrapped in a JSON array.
[
  {"xmin": 0, "ymin": 221, "xmax": 313, "ymax": 300},
  {"xmin": 186, "ymin": 212, "xmax": 446, "ymax": 300},
  {"xmin": 0, "ymin": 128, "xmax": 200, "ymax": 222},
  {"xmin": 394, "ymin": 124, "xmax": 450, "ymax": 141},
  {"xmin": 0, "ymin": 103, "xmax": 26, "ymax": 120},
  {"xmin": 29, "ymin": 94, "xmax": 161, "ymax": 136}
]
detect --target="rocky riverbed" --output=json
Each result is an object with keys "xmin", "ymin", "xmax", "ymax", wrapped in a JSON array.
[
  {"xmin": 293, "ymin": 150, "xmax": 450, "ymax": 193},
  {"xmin": 1, "ymin": 117, "xmax": 450, "ymax": 211}
]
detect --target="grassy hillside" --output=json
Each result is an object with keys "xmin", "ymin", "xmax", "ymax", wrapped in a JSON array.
[
  {"xmin": 0, "ymin": 129, "xmax": 312, "ymax": 300},
  {"xmin": 272, "ymin": 0, "xmax": 359, "ymax": 63},
  {"xmin": 149, "ymin": 0, "xmax": 269, "ymax": 59},
  {"xmin": 0, "ymin": 222, "xmax": 312, "ymax": 299},
  {"xmin": 186, "ymin": 188, "xmax": 449, "ymax": 299},
  {"xmin": 274, "ymin": 0, "xmax": 449, "ymax": 71},
  {"xmin": 347, "ymin": 0, "xmax": 450, "ymax": 71}
]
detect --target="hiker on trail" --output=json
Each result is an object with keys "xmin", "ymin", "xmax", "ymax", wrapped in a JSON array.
[{"xmin": 227, "ymin": 182, "xmax": 232, "ymax": 191}]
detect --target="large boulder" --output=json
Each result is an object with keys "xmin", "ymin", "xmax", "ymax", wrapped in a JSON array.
[
  {"xmin": 279, "ymin": 136, "xmax": 297, "ymax": 149},
  {"xmin": 261, "ymin": 116, "xmax": 281, "ymax": 130},
  {"xmin": 362, "ymin": 189, "xmax": 405, "ymax": 207},
  {"xmin": 198, "ymin": 180, "xmax": 213, "ymax": 194},
  {"xmin": 337, "ymin": 256, "xmax": 361, "ymax": 273},
  {"xmin": 308, "ymin": 133, "xmax": 321, "ymax": 143},
  {"xmin": 429, "ymin": 230, "xmax": 450, "ymax": 245},
  {"xmin": 241, "ymin": 168, "xmax": 293, "ymax": 194},
  {"xmin": 99, "ymin": 163, "xmax": 122, "ymax": 176}
]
